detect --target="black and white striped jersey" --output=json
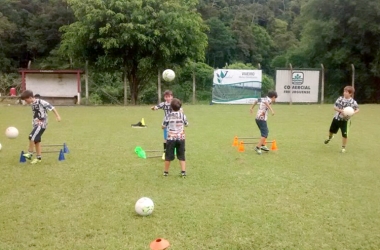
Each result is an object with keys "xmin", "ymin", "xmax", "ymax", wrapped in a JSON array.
[
  {"xmin": 333, "ymin": 96, "xmax": 359, "ymax": 120},
  {"xmin": 162, "ymin": 111, "xmax": 188, "ymax": 140}
]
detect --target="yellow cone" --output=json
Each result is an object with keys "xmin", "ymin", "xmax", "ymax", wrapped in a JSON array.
[{"xmin": 141, "ymin": 118, "xmax": 145, "ymax": 126}]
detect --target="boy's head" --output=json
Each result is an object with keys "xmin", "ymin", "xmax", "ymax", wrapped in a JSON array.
[
  {"xmin": 163, "ymin": 90, "xmax": 173, "ymax": 103},
  {"xmin": 170, "ymin": 98, "xmax": 182, "ymax": 111},
  {"xmin": 343, "ymin": 86, "xmax": 354, "ymax": 98},
  {"xmin": 20, "ymin": 90, "xmax": 35, "ymax": 104},
  {"xmin": 34, "ymin": 94, "xmax": 41, "ymax": 99},
  {"xmin": 267, "ymin": 91, "xmax": 278, "ymax": 102}
]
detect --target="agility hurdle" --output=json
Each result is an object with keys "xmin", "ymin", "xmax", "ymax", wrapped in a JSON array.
[
  {"xmin": 135, "ymin": 146, "xmax": 164, "ymax": 159},
  {"xmin": 233, "ymin": 136, "xmax": 278, "ymax": 151},
  {"xmin": 19, "ymin": 143, "xmax": 69, "ymax": 163}
]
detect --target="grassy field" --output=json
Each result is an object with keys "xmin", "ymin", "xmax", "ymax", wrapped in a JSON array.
[{"xmin": 0, "ymin": 103, "xmax": 380, "ymax": 250}]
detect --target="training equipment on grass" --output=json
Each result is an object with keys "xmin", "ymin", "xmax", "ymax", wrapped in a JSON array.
[
  {"xmin": 162, "ymin": 69, "xmax": 175, "ymax": 82},
  {"xmin": 150, "ymin": 238, "xmax": 170, "ymax": 250},
  {"xmin": 135, "ymin": 197, "xmax": 154, "ymax": 216},
  {"xmin": 233, "ymin": 136, "xmax": 278, "ymax": 151},
  {"xmin": 343, "ymin": 107, "xmax": 355, "ymax": 117},
  {"xmin": 5, "ymin": 127, "xmax": 19, "ymax": 139},
  {"xmin": 131, "ymin": 118, "xmax": 147, "ymax": 128},
  {"xmin": 0, "ymin": 143, "xmax": 2, "ymax": 151},
  {"xmin": 134, "ymin": 146, "xmax": 163, "ymax": 159},
  {"xmin": 19, "ymin": 143, "xmax": 69, "ymax": 163}
]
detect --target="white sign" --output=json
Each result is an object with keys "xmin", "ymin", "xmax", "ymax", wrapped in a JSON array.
[
  {"xmin": 212, "ymin": 69, "xmax": 262, "ymax": 104},
  {"xmin": 275, "ymin": 70, "xmax": 320, "ymax": 103}
]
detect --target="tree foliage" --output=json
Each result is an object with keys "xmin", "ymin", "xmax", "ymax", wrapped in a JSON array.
[{"xmin": 60, "ymin": 0, "xmax": 208, "ymax": 104}]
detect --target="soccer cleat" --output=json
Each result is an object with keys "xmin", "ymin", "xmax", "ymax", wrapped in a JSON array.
[
  {"xmin": 260, "ymin": 146, "xmax": 270, "ymax": 152},
  {"xmin": 31, "ymin": 159, "xmax": 41, "ymax": 164},
  {"xmin": 255, "ymin": 147, "xmax": 262, "ymax": 155},
  {"xmin": 22, "ymin": 152, "xmax": 33, "ymax": 160},
  {"xmin": 180, "ymin": 172, "xmax": 186, "ymax": 178},
  {"xmin": 341, "ymin": 148, "xmax": 346, "ymax": 153},
  {"xmin": 131, "ymin": 121, "xmax": 146, "ymax": 128},
  {"xmin": 163, "ymin": 172, "xmax": 168, "ymax": 177},
  {"xmin": 324, "ymin": 136, "xmax": 334, "ymax": 144}
]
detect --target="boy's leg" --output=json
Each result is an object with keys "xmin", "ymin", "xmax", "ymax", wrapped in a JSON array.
[
  {"xmin": 325, "ymin": 119, "xmax": 339, "ymax": 144},
  {"xmin": 30, "ymin": 127, "xmax": 45, "ymax": 164},
  {"xmin": 176, "ymin": 140, "xmax": 186, "ymax": 177},
  {"xmin": 340, "ymin": 121, "xmax": 349, "ymax": 152},
  {"xmin": 163, "ymin": 140, "xmax": 175, "ymax": 176},
  {"xmin": 255, "ymin": 120, "xmax": 268, "ymax": 154}
]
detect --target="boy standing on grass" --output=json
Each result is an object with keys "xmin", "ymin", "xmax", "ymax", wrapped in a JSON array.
[
  {"xmin": 151, "ymin": 90, "xmax": 183, "ymax": 160},
  {"xmin": 249, "ymin": 91, "xmax": 278, "ymax": 155},
  {"xmin": 324, "ymin": 86, "xmax": 359, "ymax": 153},
  {"xmin": 21, "ymin": 90, "xmax": 61, "ymax": 164},
  {"xmin": 162, "ymin": 98, "xmax": 188, "ymax": 177}
]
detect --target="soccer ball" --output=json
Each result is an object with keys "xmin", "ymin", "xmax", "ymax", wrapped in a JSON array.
[
  {"xmin": 135, "ymin": 197, "xmax": 154, "ymax": 216},
  {"xmin": 343, "ymin": 107, "xmax": 355, "ymax": 117},
  {"xmin": 162, "ymin": 69, "xmax": 175, "ymax": 82},
  {"xmin": 5, "ymin": 127, "xmax": 19, "ymax": 139}
]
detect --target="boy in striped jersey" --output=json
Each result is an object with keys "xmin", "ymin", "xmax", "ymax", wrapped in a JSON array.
[
  {"xmin": 151, "ymin": 90, "xmax": 180, "ymax": 159},
  {"xmin": 324, "ymin": 86, "xmax": 359, "ymax": 153},
  {"xmin": 20, "ymin": 90, "xmax": 61, "ymax": 164},
  {"xmin": 162, "ymin": 98, "xmax": 188, "ymax": 177},
  {"xmin": 250, "ymin": 91, "xmax": 278, "ymax": 155}
]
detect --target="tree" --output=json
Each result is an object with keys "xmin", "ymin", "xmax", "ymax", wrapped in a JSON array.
[
  {"xmin": 60, "ymin": 0, "xmax": 208, "ymax": 104},
  {"xmin": 296, "ymin": 0, "xmax": 380, "ymax": 102}
]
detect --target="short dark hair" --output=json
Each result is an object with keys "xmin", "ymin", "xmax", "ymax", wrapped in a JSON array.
[
  {"xmin": 20, "ymin": 90, "xmax": 34, "ymax": 100},
  {"xmin": 171, "ymin": 98, "xmax": 182, "ymax": 111},
  {"xmin": 268, "ymin": 91, "xmax": 278, "ymax": 98},
  {"xmin": 163, "ymin": 90, "xmax": 173, "ymax": 97},
  {"xmin": 34, "ymin": 94, "xmax": 41, "ymax": 98}
]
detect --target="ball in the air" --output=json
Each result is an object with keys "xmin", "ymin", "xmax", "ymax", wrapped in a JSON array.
[
  {"xmin": 162, "ymin": 69, "xmax": 175, "ymax": 82},
  {"xmin": 135, "ymin": 197, "xmax": 154, "ymax": 216},
  {"xmin": 5, "ymin": 127, "xmax": 19, "ymax": 139},
  {"xmin": 343, "ymin": 107, "xmax": 355, "ymax": 117}
]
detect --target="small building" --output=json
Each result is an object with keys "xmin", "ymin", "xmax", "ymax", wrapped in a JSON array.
[{"xmin": 19, "ymin": 69, "xmax": 84, "ymax": 105}]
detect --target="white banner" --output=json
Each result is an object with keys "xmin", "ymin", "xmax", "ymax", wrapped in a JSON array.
[
  {"xmin": 212, "ymin": 69, "xmax": 262, "ymax": 104},
  {"xmin": 275, "ymin": 70, "xmax": 320, "ymax": 103}
]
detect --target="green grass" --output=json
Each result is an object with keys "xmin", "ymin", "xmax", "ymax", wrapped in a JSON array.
[{"xmin": 0, "ymin": 103, "xmax": 380, "ymax": 250}]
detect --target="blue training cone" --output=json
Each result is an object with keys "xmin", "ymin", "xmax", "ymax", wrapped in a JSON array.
[
  {"xmin": 63, "ymin": 143, "xmax": 69, "ymax": 153},
  {"xmin": 19, "ymin": 151, "xmax": 26, "ymax": 163},
  {"xmin": 58, "ymin": 149, "xmax": 65, "ymax": 161}
]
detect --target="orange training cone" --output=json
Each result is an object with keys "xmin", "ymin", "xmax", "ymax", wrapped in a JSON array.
[
  {"xmin": 271, "ymin": 140, "xmax": 278, "ymax": 150},
  {"xmin": 232, "ymin": 136, "xmax": 238, "ymax": 146},
  {"xmin": 150, "ymin": 238, "xmax": 170, "ymax": 250},
  {"xmin": 238, "ymin": 141, "xmax": 245, "ymax": 152}
]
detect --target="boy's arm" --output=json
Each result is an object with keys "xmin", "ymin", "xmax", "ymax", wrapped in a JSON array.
[
  {"xmin": 52, "ymin": 108, "xmax": 61, "ymax": 121},
  {"xmin": 183, "ymin": 114, "xmax": 189, "ymax": 127},
  {"xmin": 151, "ymin": 102, "xmax": 164, "ymax": 110},
  {"xmin": 264, "ymin": 102, "xmax": 275, "ymax": 115},
  {"xmin": 249, "ymin": 100, "xmax": 258, "ymax": 114}
]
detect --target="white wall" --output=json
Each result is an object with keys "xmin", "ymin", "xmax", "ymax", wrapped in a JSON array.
[
  {"xmin": 26, "ymin": 74, "xmax": 78, "ymax": 97},
  {"xmin": 275, "ymin": 70, "xmax": 320, "ymax": 103}
]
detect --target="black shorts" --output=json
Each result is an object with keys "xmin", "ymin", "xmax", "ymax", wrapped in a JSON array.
[
  {"xmin": 165, "ymin": 140, "xmax": 185, "ymax": 161},
  {"xmin": 29, "ymin": 126, "xmax": 46, "ymax": 143},
  {"xmin": 329, "ymin": 118, "xmax": 349, "ymax": 138},
  {"xmin": 255, "ymin": 119, "xmax": 269, "ymax": 138}
]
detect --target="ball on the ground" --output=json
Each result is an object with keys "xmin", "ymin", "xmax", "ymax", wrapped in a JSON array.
[
  {"xmin": 343, "ymin": 107, "xmax": 355, "ymax": 117},
  {"xmin": 5, "ymin": 127, "xmax": 19, "ymax": 139},
  {"xmin": 135, "ymin": 197, "xmax": 154, "ymax": 216},
  {"xmin": 162, "ymin": 69, "xmax": 175, "ymax": 82}
]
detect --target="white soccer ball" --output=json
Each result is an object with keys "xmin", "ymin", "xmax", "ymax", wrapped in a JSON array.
[
  {"xmin": 135, "ymin": 197, "xmax": 154, "ymax": 216},
  {"xmin": 343, "ymin": 107, "xmax": 355, "ymax": 117},
  {"xmin": 162, "ymin": 69, "xmax": 175, "ymax": 82},
  {"xmin": 5, "ymin": 127, "xmax": 19, "ymax": 139}
]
